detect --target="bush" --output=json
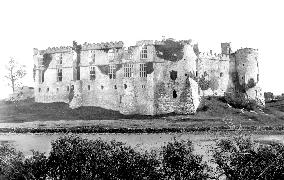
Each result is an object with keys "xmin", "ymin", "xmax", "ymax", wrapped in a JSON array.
[
  {"xmin": 160, "ymin": 139, "xmax": 209, "ymax": 179},
  {"xmin": 224, "ymin": 93, "xmax": 259, "ymax": 111},
  {"xmin": 0, "ymin": 136, "xmax": 210, "ymax": 180},
  {"xmin": 0, "ymin": 144, "xmax": 47, "ymax": 180},
  {"xmin": 48, "ymin": 135, "xmax": 161, "ymax": 180},
  {"xmin": 213, "ymin": 136, "xmax": 284, "ymax": 180}
]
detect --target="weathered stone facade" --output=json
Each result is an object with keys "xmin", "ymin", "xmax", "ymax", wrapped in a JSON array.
[{"xmin": 33, "ymin": 39, "xmax": 264, "ymax": 115}]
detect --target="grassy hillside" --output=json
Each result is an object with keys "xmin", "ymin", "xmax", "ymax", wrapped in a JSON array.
[
  {"xmin": 0, "ymin": 98, "xmax": 152, "ymax": 123},
  {"xmin": 1, "ymin": 97, "xmax": 284, "ymax": 133}
]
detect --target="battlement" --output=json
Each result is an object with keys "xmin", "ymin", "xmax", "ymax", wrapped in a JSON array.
[
  {"xmin": 235, "ymin": 47, "xmax": 258, "ymax": 54},
  {"xmin": 81, "ymin": 41, "xmax": 124, "ymax": 51},
  {"xmin": 152, "ymin": 39, "xmax": 193, "ymax": 46},
  {"xmin": 40, "ymin": 41, "xmax": 124, "ymax": 54},
  {"xmin": 45, "ymin": 46, "xmax": 72, "ymax": 54},
  {"xmin": 198, "ymin": 51, "xmax": 230, "ymax": 60},
  {"xmin": 136, "ymin": 40, "xmax": 154, "ymax": 46}
]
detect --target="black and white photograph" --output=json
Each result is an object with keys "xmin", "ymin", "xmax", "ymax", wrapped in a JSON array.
[{"xmin": 0, "ymin": 0, "xmax": 284, "ymax": 179}]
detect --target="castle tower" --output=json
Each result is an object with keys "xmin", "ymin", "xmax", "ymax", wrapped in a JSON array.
[
  {"xmin": 235, "ymin": 48, "xmax": 264, "ymax": 105},
  {"xmin": 221, "ymin": 42, "xmax": 231, "ymax": 55},
  {"xmin": 235, "ymin": 48, "xmax": 259, "ymax": 86}
]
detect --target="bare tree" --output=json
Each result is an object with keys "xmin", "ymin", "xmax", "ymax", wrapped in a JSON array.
[{"xmin": 4, "ymin": 57, "xmax": 27, "ymax": 92}]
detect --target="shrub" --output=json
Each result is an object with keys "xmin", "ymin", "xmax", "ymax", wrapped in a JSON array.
[
  {"xmin": 160, "ymin": 139, "xmax": 209, "ymax": 179},
  {"xmin": 213, "ymin": 136, "xmax": 284, "ymax": 180},
  {"xmin": 224, "ymin": 93, "xmax": 259, "ymax": 111},
  {"xmin": 23, "ymin": 151, "xmax": 48, "ymax": 180},
  {"xmin": 48, "ymin": 135, "xmax": 161, "ymax": 180},
  {"xmin": 0, "ymin": 144, "xmax": 47, "ymax": 180}
]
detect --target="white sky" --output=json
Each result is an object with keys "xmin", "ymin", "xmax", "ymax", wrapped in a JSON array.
[{"xmin": 0, "ymin": 0, "xmax": 283, "ymax": 99}]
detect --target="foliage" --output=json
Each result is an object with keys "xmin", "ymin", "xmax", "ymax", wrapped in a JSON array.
[
  {"xmin": 247, "ymin": 78, "xmax": 256, "ymax": 89},
  {"xmin": 0, "ymin": 136, "xmax": 211, "ymax": 180},
  {"xmin": 146, "ymin": 62, "xmax": 154, "ymax": 74},
  {"xmin": 160, "ymin": 139, "xmax": 209, "ymax": 180},
  {"xmin": 180, "ymin": 76, "xmax": 192, "ymax": 103},
  {"xmin": 42, "ymin": 53, "xmax": 52, "ymax": 70},
  {"xmin": 155, "ymin": 39, "xmax": 184, "ymax": 61},
  {"xmin": 48, "ymin": 135, "xmax": 161, "ymax": 180},
  {"xmin": 97, "ymin": 65, "xmax": 110, "ymax": 75},
  {"xmin": 198, "ymin": 72, "xmax": 210, "ymax": 91},
  {"xmin": 23, "ymin": 151, "xmax": 48, "ymax": 180},
  {"xmin": 0, "ymin": 144, "xmax": 48, "ymax": 180},
  {"xmin": 231, "ymin": 72, "xmax": 257, "ymax": 93},
  {"xmin": 4, "ymin": 57, "xmax": 27, "ymax": 92},
  {"xmin": 224, "ymin": 93, "xmax": 259, "ymax": 111},
  {"xmin": 213, "ymin": 136, "xmax": 284, "ymax": 180}
]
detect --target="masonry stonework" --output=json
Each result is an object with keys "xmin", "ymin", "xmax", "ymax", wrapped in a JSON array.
[{"xmin": 33, "ymin": 39, "xmax": 264, "ymax": 115}]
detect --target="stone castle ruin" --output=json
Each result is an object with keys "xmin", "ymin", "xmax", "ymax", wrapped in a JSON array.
[{"xmin": 33, "ymin": 39, "xmax": 264, "ymax": 115}]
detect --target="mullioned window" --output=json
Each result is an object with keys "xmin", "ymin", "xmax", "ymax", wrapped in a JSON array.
[
  {"xmin": 140, "ymin": 46, "xmax": 148, "ymax": 59},
  {"xmin": 124, "ymin": 64, "xmax": 133, "ymax": 77}
]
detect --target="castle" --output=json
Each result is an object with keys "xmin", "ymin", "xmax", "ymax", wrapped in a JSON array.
[{"xmin": 33, "ymin": 39, "xmax": 264, "ymax": 115}]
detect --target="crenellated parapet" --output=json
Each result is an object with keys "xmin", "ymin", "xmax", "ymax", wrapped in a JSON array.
[
  {"xmin": 235, "ymin": 48, "xmax": 258, "ymax": 54},
  {"xmin": 44, "ymin": 46, "xmax": 72, "ymax": 54},
  {"xmin": 40, "ymin": 41, "xmax": 125, "ymax": 54},
  {"xmin": 198, "ymin": 51, "xmax": 230, "ymax": 61},
  {"xmin": 81, "ymin": 41, "xmax": 124, "ymax": 51},
  {"xmin": 136, "ymin": 40, "xmax": 154, "ymax": 46}
]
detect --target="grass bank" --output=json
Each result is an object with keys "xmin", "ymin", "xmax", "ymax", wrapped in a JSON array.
[{"xmin": 0, "ymin": 97, "xmax": 284, "ymax": 133}]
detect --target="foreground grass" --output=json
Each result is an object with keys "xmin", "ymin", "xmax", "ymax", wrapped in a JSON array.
[{"xmin": 0, "ymin": 97, "xmax": 284, "ymax": 133}]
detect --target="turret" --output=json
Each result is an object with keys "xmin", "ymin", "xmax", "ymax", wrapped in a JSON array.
[
  {"xmin": 221, "ymin": 42, "xmax": 231, "ymax": 55},
  {"xmin": 235, "ymin": 48, "xmax": 259, "ymax": 86}
]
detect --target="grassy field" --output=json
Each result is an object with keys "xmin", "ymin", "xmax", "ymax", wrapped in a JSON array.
[{"xmin": 0, "ymin": 97, "xmax": 284, "ymax": 133}]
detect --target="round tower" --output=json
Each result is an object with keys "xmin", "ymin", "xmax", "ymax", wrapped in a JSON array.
[
  {"xmin": 235, "ymin": 48, "xmax": 264, "ymax": 105},
  {"xmin": 235, "ymin": 48, "xmax": 259, "ymax": 87}
]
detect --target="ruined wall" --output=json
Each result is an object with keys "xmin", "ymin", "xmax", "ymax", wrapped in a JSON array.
[
  {"xmin": 234, "ymin": 48, "xmax": 264, "ymax": 105},
  {"xmin": 79, "ymin": 42, "xmax": 155, "ymax": 115},
  {"xmin": 153, "ymin": 44, "xmax": 199, "ymax": 114},
  {"xmin": 197, "ymin": 52, "xmax": 230, "ymax": 96},
  {"xmin": 33, "ymin": 40, "xmax": 265, "ymax": 115},
  {"xmin": 235, "ymin": 48, "xmax": 259, "ymax": 86},
  {"xmin": 34, "ymin": 49, "xmax": 72, "ymax": 103}
]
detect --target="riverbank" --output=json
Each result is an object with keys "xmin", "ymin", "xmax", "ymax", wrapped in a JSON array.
[{"xmin": 1, "ymin": 97, "xmax": 284, "ymax": 134}]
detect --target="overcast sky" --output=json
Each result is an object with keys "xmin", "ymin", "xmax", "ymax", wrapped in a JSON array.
[{"xmin": 0, "ymin": 0, "xmax": 283, "ymax": 99}]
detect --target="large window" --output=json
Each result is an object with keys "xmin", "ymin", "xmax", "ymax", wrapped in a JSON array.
[
  {"xmin": 109, "ymin": 64, "xmax": 116, "ymax": 79},
  {"xmin": 57, "ymin": 68, "xmax": 62, "ymax": 82},
  {"xmin": 90, "ymin": 66, "xmax": 96, "ymax": 80},
  {"xmin": 123, "ymin": 64, "xmax": 133, "ymax": 78},
  {"xmin": 139, "ymin": 63, "xmax": 147, "ymax": 77},
  {"xmin": 140, "ymin": 45, "xmax": 148, "ymax": 59}
]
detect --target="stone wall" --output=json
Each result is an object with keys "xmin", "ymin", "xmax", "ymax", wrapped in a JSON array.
[
  {"xmin": 153, "ymin": 44, "xmax": 199, "ymax": 114},
  {"xmin": 33, "ymin": 39, "xmax": 265, "ymax": 115},
  {"xmin": 197, "ymin": 52, "xmax": 230, "ymax": 96}
]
